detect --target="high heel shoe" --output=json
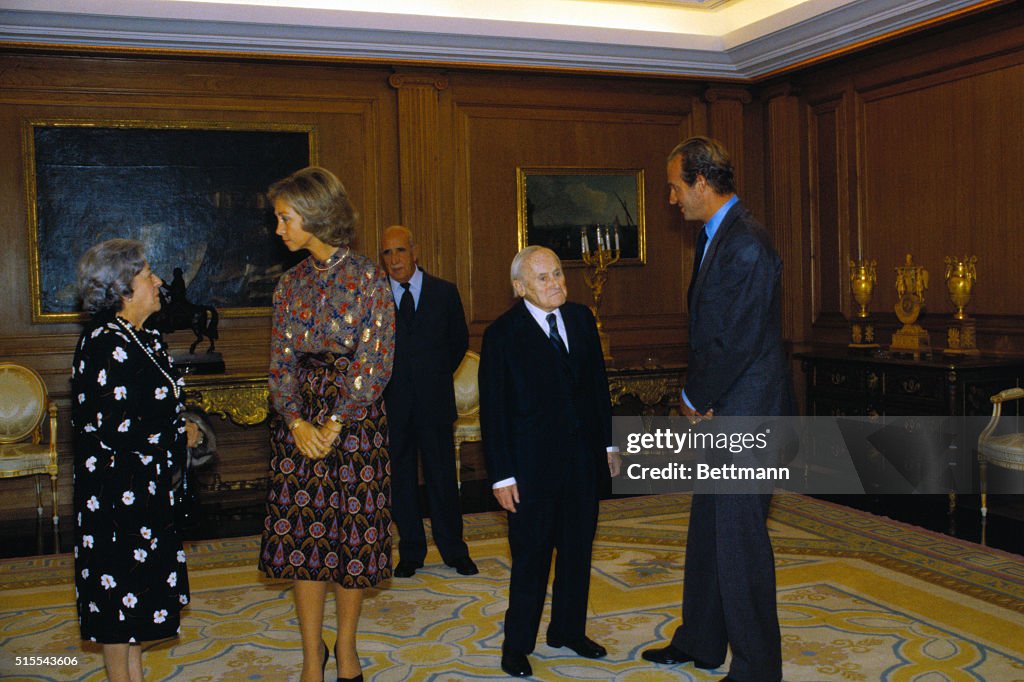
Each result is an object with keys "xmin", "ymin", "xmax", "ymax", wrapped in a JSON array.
[
  {"xmin": 335, "ymin": 649, "xmax": 363, "ymax": 682},
  {"xmin": 334, "ymin": 641, "xmax": 363, "ymax": 682}
]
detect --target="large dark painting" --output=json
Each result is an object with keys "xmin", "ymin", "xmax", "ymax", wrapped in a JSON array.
[
  {"xmin": 27, "ymin": 121, "xmax": 315, "ymax": 322},
  {"xmin": 516, "ymin": 167, "xmax": 646, "ymax": 265}
]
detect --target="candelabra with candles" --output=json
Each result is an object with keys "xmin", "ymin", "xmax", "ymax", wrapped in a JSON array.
[{"xmin": 580, "ymin": 224, "xmax": 620, "ymax": 362}]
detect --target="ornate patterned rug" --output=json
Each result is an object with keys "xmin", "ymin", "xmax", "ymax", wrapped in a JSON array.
[{"xmin": 1, "ymin": 494, "xmax": 1022, "ymax": 681}]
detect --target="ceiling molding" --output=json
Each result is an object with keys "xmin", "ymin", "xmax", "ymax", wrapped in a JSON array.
[
  {"xmin": 726, "ymin": 0, "xmax": 990, "ymax": 76},
  {"xmin": 0, "ymin": 0, "xmax": 996, "ymax": 79}
]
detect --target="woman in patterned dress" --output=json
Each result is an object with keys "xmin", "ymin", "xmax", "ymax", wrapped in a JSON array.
[
  {"xmin": 72, "ymin": 239, "xmax": 201, "ymax": 681},
  {"xmin": 258, "ymin": 167, "xmax": 395, "ymax": 682}
]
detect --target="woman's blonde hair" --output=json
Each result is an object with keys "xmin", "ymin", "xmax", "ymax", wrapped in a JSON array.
[{"xmin": 267, "ymin": 166, "xmax": 358, "ymax": 247}]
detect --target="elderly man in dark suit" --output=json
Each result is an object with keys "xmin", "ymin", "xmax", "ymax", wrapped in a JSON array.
[
  {"xmin": 381, "ymin": 224, "xmax": 477, "ymax": 578},
  {"xmin": 642, "ymin": 137, "xmax": 793, "ymax": 682},
  {"xmin": 480, "ymin": 245, "xmax": 621, "ymax": 678}
]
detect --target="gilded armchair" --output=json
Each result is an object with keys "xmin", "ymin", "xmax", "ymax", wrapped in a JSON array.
[
  {"xmin": 0, "ymin": 362, "xmax": 59, "ymax": 525},
  {"xmin": 452, "ymin": 350, "xmax": 481, "ymax": 490},
  {"xmin": 977, "ymin": 387, "xmax": 1024, "ymax": 519}
]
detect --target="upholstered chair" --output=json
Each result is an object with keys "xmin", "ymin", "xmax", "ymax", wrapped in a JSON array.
[
  {"xmin": 977, "ymin": 387, "xmax": 1024, "ymax": 520},
  {"xmin": 452, "ymin": 350, "xmax": 481, "ymax": 489},
  {"xmin": 0, "ymin": 362, "xmax": 59, "ymax": 525}
]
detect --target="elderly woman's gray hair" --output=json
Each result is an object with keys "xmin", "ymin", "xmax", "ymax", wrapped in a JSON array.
[{"xmin": 77, "ymin": 239, "xmax": 148, "ymax": 314}]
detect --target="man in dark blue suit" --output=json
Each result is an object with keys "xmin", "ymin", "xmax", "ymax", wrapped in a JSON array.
[
  {"xmin": 382, "ymin": 225, "xmax": 477, "ymax": 578},
  {"xmin": 480, "ymin": 246, "xmax": 621, "ymax": 677},
  {"xmin": 643, "ymin": 137, "xmax": 793, "ymax": 682}
]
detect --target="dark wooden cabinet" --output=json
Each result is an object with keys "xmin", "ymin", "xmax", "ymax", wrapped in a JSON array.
[
  {"xmin": 796, "ymin": 349, "xmax": 1024, "ymax": 516},
  {"xmin": 796, "ymin": 350, "xmax": 1024, "ymax": 417}
]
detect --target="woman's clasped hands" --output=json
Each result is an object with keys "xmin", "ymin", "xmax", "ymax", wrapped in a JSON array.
[{"xmin": 290, "ymin": 419, "xmax": 343, "ymax": 460}]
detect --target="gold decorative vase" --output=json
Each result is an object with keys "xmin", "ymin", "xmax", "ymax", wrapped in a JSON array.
[
  {"xmin": 944, "ymin": 255, "xmax": 979, "ymax": 355},
  {"xmin": 890, "ymin": 254, "xmax": 930, "ymax": 357},
  {"xmin": 849, "ymin": 259, "xmax": 879, "ymax": 349}
]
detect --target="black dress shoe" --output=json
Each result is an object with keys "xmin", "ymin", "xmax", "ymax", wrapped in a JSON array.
[
  {"xmin": 336, "ymin": 675, "xmax": 363, "ymax": 682},
  {"xmin": 445, "ymin": 556, "xmax": 479, "ymax": 575},
  {"xmin": 641, "ymin": 643, "xmax": 716, "ymax": 668},
  {"xmin": 546, "ymin": 634, "xmax": 607, "ymax": 659},
  {"xmin": 393, "ymin": 560, "xmax": 423, "ymax": 578},
  {"xmin": 500, "ymin": 647, "xmax": 532, "ymax": 677}
]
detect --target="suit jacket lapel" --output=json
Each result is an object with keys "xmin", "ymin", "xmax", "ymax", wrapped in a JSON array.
[
  {"xmin": 562, "ymin": 305, "xmax": 585, "ymax": 378},
  {"xmin": 412, "ymin": 272, "xmax": 434, "ymax": 331},
  {"xmin": 692, "ymin": 201, "xmax": 743, "ymax": 302},
  {"xmin": 404, "ymin": 270, "xmax": 441, "ymax": 333},
  {"xmin": 513, "ymin": 300, "xmax": 552, "ymax": 355}
]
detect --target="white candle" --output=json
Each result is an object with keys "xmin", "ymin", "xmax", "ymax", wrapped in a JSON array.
[
  {"xmin": 614, "ymin": 226, "xmax": 620, "ymax": 251},
  {"xmin": 581, "ymin": 230, "xmax": 589, "ymax": 255}
]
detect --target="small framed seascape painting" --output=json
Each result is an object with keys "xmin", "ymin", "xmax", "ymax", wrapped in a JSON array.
[{"xmin": 516, "ymin": 167, "xmax": 646, "ymax": 265}]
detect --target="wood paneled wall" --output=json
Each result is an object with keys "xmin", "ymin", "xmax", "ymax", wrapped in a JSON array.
[
  {"xmin": 0, "ymin": 52, "xmax": 724, "ymax": 519},
  {"xmin": 767, "ymin": 4, "xmax": 1024, "ymax": 351},
  {"xmin": 3, "ymin": 3, "xmax": 1023, "ymax": 519},
  {"xmin": 447, "ymin": 72, "xmax": 698, "ymax": 354}
]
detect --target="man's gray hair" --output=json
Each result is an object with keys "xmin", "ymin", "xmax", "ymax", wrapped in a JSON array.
[
  {"xmin": 383, "ymin": 224, "xmax": 415, "ymax": 247},
  {"xmin": 510, "ymin": 245, "xmax": 559, "ymax": 295}
]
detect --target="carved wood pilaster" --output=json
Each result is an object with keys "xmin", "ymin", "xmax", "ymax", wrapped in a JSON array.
[
  {"xmin": 703, "ymin": 86, "xmax": 751, "ymax": 187},
  {"xmin": 388, "ymin": 71, "xmax": 449, "ymax": 271},
  {"xmin": 765, "ymin": 85, "xmax": 809, "ymax": 342}
]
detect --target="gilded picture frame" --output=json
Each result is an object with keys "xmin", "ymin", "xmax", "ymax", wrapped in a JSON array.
[
  {"xmin": 516, "ymin": 167, "xmax": 646, "ymax": 265},
  {"xmin": 24, "ymin": 119, "xmax": 317, "ymax": 323}
]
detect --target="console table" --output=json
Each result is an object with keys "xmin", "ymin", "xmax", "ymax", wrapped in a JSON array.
[
  {"xmin": 183, "ymin": 365, "xmax": 686, "ymax": 496},
  {"xmin": 184, "ymin": 372, "xmax": 270, "ymax": 426},
  {"xmin": 796, "ymin": 349, "xmax": 1024, "ymax": 417},
  {"xmin": 607, "ymin": 364, "xmax": 686, "ymax": 416},
  {"xmin": 796, "ymin": 348, "xmax": 1024, "ymax": 520},
  {"xmin": 185, "ymin": 364, "xmax": 688, "ymax": 424}
]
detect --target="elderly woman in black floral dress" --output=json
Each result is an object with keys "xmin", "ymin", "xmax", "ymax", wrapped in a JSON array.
[
  {"xmin": 72, "ymin": 239, "xmax": 201, "ymax": 682},
  {"xmin": 259, "ymin": 167, "xmax": 394, "ymax": 682}
]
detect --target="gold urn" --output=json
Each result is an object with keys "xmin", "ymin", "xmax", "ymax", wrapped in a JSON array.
[
  {"xmin": 849, "ymin": 259, "xmax": 877, "ymax": 319},
  {"xmin": 943, "ymin": 255, "xmax": 979, "ymax": 355},
  {"xmin": 944, "ymin": 255, "xmax": 977, "ymax": 321}
]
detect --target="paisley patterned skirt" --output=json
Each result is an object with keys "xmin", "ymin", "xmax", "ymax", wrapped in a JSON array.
[{"xmin": 259, "ymin": 352, "xmax": 392, "ymax": 587}]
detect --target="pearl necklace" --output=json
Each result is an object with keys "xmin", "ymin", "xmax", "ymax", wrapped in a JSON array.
[
  {"xmin": 115, "ymin": 317, "xmax": 181, "ymax": 399},
  {"xmin": 311, "ymin": 247, "xmax": 350, "ymax": 273}
]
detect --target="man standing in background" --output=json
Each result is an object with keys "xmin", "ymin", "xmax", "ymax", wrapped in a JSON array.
[{"xmin": 382, "ymin": 225, "xmax": 477, "ymax": 578}]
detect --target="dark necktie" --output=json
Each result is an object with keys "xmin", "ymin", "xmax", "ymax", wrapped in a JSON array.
[
  {"xmin": 399, "ymin": 282, "xmax": 415, "ymax": 326},
  {"xmin": 546, "ymin": 312, "xmax": 569, "ymax": 357},
  {"xmin": 688, "ymin": 226, "xmax": 709, "ymax": 308}
]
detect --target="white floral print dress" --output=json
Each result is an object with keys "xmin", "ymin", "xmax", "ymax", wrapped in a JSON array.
[{"xmin": 71, "ymin": 314, "xmax": 190, "ymax": 643}]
